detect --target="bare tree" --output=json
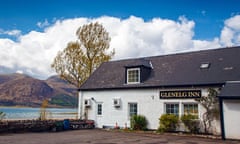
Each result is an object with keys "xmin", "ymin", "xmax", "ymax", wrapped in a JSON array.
[{"xmin": 195, "ymin": 88, "xmax": 220, "ymax": 133}]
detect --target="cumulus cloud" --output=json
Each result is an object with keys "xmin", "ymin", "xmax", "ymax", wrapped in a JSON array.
[
  {"xmin": 0, "ymin": 15, "xmax": 239, "ymax": 79},
  {"xmin": 220, "ymin": 15, "xmax": 240, "ymax": 46}
]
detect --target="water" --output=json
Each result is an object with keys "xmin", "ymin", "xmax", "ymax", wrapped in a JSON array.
[{"xmin": 0, "ymin": 107, "xmax": 78, "ymax": 120}]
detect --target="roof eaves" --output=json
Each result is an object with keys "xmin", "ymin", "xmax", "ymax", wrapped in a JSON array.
[{"xmin": 79, "ymin": 83, "xmax": 224, "ymax": 91}]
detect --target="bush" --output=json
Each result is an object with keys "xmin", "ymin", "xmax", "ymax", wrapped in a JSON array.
[
  {"xmin": 130, "ymin": 115, "xmax": 148, "ymax": 130},
  {"xmin": 158, "ymin": 114, "xmax": 179, "ymax": 133},
  {"xmin": 181, "ymin": 114, "xmax": 200, "ymax": 133}
]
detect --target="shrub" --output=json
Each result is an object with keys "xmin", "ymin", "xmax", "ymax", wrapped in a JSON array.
[
  {"xmin": 158, "ymin": 114, "xmax": 179, "ymax": 132},
  {"xmin": 181, "ymin": 114, "xmax": 200, "ymax": 133},
  {"xmin": 130, "ymin": 115, "xmax": 148, "ymax": 130}
]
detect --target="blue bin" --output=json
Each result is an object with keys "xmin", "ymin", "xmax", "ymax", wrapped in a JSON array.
[{"xmin": 63, "ymin": 119, "xmax": 70, "ymax": 130}]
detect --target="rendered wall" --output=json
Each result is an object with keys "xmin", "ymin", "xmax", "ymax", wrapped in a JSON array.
[{"xmin": 79, "ymin": 88, "xmax": 216, "ymax": 130}]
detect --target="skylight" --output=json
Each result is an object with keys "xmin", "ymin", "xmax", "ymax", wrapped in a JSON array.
[{"xmin": 200, "ymin": 63, "xmax": 210, "ymax": 69}]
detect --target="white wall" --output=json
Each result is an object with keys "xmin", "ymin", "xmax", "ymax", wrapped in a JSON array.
[
  {"xmin": 79, "ymin": 88, "xmax": 215, "ymax": 130},
  {"xmin": 223, "ymin": 100, "xmax": 240, "ymax": 140}
]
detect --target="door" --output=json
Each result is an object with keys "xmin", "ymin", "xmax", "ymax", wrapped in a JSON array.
[
  {"xmin": 96, "ymin": 102, "xmax": 103, "ymax": 128},
  {"xmin": 223, "ymin": 100, "xmax": 240, "ymax": 140}
]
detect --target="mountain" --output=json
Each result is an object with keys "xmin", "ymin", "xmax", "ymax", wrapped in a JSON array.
[{"xmin": 0, "ymin": 73, "xmax": 77, "ymax": 107}]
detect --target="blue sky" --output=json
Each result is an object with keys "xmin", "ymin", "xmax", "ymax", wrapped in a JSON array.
[
  {"xmin": 0, "ymin": 0, "xmax": 240, "ymax": 79},
  {"xmin": 1, "ymin": 0, "xmax": 239, "ymax": 39}
]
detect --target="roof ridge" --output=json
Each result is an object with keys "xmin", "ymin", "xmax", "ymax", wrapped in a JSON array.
[{"xmin": 110, "ymin": 46, "xmax": 240, "ymax": 62}]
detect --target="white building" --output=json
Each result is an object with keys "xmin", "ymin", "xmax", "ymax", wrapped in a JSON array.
[{"xmin": 78, "ymin": 46, "xmax": 240, "ymax": 140}]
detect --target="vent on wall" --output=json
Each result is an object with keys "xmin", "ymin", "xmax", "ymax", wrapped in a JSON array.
[
  {"xmin": 113, "ymin": 98, "xmax": 121, "ymax": 108},
  {"xmin": 84, "ymin": 99, "xmax": 91, "ymax": 108}
]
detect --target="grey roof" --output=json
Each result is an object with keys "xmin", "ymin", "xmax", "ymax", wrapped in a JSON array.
[
  {"xmin": 124, "ymin": 58, "xmax": 152, "ymax": 68},
  {"xmin": 218, "ymin": 81, "xmax": 240, "ymax": 98},
  {"xmin": 80, "ymin": 46, "xmax": 240, "ymax": 90}
]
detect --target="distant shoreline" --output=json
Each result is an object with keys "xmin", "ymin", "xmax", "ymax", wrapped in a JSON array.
[{"xmin": 0, "ymin": 106, "xmax": 30, "ymax": 108}]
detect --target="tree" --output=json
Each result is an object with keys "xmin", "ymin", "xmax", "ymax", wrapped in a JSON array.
[
  {"xmin": 52, "ymin": 22, "xmax": 114, "ymax": 119},
  {"xmin": 39, "ymin": 99, "xmax": 49, "ymax": 120},
  {"xmin": 51, "ymin": 22, "xmax": 114, "ymax": 89},
  {"xmin": 76, "ymin": 22, "xmax": 114, "ymax": 76},
  {"xmin": 195, "ymin": 88, "xmax": 220, "ymax": 133},
  {"xmin": 0, "ymin": 111, "xmax": 6, "ymax": 121}
]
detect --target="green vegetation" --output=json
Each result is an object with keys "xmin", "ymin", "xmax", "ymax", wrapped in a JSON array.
[
  {"xmin": 158, "ymin": 114, "xmax": 179, "ymax": 133},
  {"xmin": 181, "ymin": 114, "xmax": 200, "ymax": 133},
  {"xmin": 130, "ymin": 115, "xmax": 148, "ymax": 131},
  {"xmin": 50, "ymin": 94, "xmax": 77, "ymax": 107},
  {"xmin": 195, "ymin": 88, "xmax": 219, "ymax": 133}
]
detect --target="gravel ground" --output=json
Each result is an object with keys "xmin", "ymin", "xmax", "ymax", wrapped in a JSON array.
[{"xmin": 0, "ymin": 129, "xmax": 239, "ymax": 144}]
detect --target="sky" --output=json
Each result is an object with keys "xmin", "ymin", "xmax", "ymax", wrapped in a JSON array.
[{"xmin": 0, "ymin": 0, "xmax": 240, "ymax": 79}]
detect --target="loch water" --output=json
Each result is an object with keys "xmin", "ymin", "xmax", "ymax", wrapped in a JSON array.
[{"xmin": 0, "ymin": 107, "xmax": 78, "ymax": 120}]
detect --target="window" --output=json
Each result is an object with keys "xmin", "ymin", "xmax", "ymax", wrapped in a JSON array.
[
  {"xmin": 97, "ymin": 103, "xmax": 102, "ymax": 115},
  {"xmin": 183, "ymin": 103, "xmax": 198, "ymax": 117},
  {"xmin": 165, "ymin": 103, "xmax": 179, "ymax": 116},
  {"xmin": 127, "ymin": 68, "xmax": 140, "ymax": 84},
  {"xmin": 129, "ymin": 103, "xmax": 137, "ymax": 117},
  {"xmin": 200, "ymin": 63, "xmax": 210, "ymax": 69}
]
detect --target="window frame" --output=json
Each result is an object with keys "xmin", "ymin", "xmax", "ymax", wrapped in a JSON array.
[
  {"xmin": 165, "ymin": 103, "xmax": 179, "ymax": 116},
  {"xmin": 127, "ymin": 68, "xmax": 140, "ymax": 84},
  {"xmin": 183, "ymin": 103, "xmax": 199, "ymax": 118},
  {"xmin": 128, "ymin": 103, "xmax": 138, "ymax": 118},
  {"xmin": 97, "ymin": 103, "xmax": 103, "ymax": 116}
]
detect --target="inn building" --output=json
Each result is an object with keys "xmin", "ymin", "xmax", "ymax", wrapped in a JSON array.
[{"xmin": 78, "ymin": 46, "xmax": 240, "ymax": 140}]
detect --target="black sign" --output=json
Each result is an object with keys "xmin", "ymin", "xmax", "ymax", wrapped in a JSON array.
[{"xmin": 160, "ymin": 90, "xmax": 201, "ymax": 99}]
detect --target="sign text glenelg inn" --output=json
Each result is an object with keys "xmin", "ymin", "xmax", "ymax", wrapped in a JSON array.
[{"xmin": 160, "ymin": 90, "xmax": 201, "ymax": 99}]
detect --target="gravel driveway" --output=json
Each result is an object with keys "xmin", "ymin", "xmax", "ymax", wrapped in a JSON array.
[{"xmin": 0, "ymin": 129, "xmax": 239, "ymax": 144}]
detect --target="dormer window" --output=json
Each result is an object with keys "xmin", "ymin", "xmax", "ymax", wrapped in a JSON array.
[{"xmin": 127, "ymin": 68, "xmax": 140, "ymax": 84}]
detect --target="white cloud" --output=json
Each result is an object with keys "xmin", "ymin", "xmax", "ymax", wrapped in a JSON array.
[
  {"xmin": 0, "ymin": 29, "xmax": 21, "ymax": 37},
  {"xmin": 37, "ymin": 19, "xmax": 50, "ymax": 28},
  {"xmin": 0, "ymin": 15, "xmax": 239, "ymax": 79},
  {"xmin": 220, "ymin": 15, "xmax": 240, "ymax": 46}
]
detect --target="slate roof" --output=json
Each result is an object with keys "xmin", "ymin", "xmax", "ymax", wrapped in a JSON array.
[
  {"xmin": 218, "ymin": 81, "xmax": 240, "ymax": 98},
  {"xmin": 80, "ymin": 46, "xmax": 240, "ymax": 91}
]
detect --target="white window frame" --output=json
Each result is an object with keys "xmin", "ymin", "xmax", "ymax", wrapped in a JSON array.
[
  {"xmin": 128, "ymin": 103, "xmax": 138, "ymax": 118},
  {"xmin": 127, "ymin": 68, "xmax": 140, "ymax": 84},
  {"xmin": 183, "ymin": 103, "xmax": 199, "ymax": 118},
  {"xmin": 97, "ymin": 103, "xmax": 103, "ymax": 116},
  {"xmin": 165, "ymin": 103, "xmax": 179, "ymax": 116}
]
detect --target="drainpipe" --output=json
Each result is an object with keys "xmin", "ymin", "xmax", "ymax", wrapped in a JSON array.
[
  {"xmin": 78, "ymin": 90, "xmax": 83, "ymax": 120},
  {"xmin": 219, "ymin": 98, "xmax": 225, "ymax": 140}
]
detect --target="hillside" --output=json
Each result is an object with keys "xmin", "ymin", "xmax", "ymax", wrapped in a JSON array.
[{"xmin": 0, "ymin": 73, "xmax": 77, "ymax": 107}]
